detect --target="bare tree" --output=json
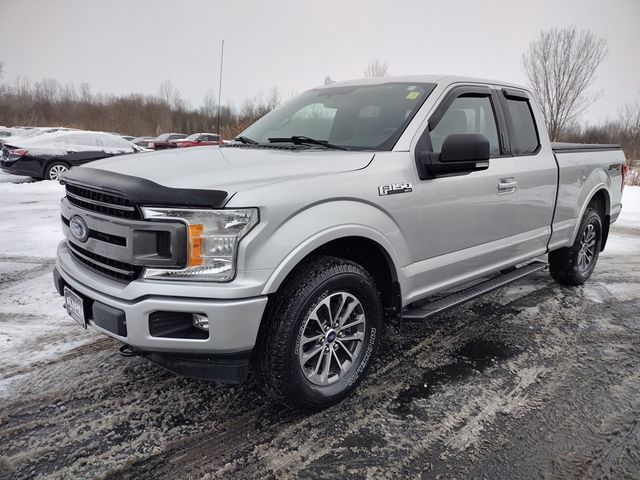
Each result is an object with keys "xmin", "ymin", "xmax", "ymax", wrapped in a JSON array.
[
  {"xmin": 522, "ymin": 27, "xmax": 607, "ymax": 141},
  {"xmin": 201, "ymin": 88, "xmax": 218, "ymax": 117},
  {"xmin": 364, "ymin": 58, "xmax": 389, "ymax": 78},
  {"xmin": 266, "ymin": 86, "xmax": 281, "ymax": 110},
  {"xmin": 158, "ymin": 79, "xmax": 176, "ymax": 106}
]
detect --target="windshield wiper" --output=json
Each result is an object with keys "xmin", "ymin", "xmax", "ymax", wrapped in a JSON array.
[
  {"xmin": 268, "ymin": 136, "xmax": 350, "ymax": 151},
  {"xmin": 234, "ymin": 135, "xmax": 258, "ymax": 145}
]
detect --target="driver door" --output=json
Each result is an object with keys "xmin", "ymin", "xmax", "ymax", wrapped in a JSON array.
[{"xmin": 410, "ymin": 85, "xmax": 518, "ymax": 295}]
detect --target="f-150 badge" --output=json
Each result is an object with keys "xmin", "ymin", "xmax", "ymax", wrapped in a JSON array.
[{"xmin": 378, "ymin": 183, "xmax": 413, "ymax": 196}]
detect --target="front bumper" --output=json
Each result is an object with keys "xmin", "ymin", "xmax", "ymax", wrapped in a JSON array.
[{"xmin": 54, "ymin": 244, "xmax": 268, "ymax": 358}]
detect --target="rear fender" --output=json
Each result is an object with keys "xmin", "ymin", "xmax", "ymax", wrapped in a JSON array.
[{"xmin": 569, "ymin": 169, "xmax": 610, "ymax": 244}]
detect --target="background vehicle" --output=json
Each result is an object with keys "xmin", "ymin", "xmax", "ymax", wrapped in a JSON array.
[
  {"xmin": 53, "ymin": 75, "xmax": 627, "ymax": 410},
  {"xmin": 131, "ymin": 136, "xmax": 156, "ymax": 148},
  {"xmin": 168, "ymin": 133, "xmax": 224, "ymax": 148},
  {"xmin": 1, "ymin": 130, "xmax": 143, "ymax": 180},
  {"xmin": 148, "ymin": 133, "xmax": 186, "ymax": 150}
]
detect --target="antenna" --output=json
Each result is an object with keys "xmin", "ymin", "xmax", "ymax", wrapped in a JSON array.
[{"xmin": 217, "ymin": 40, "xmax": 225, "ymax": 135}]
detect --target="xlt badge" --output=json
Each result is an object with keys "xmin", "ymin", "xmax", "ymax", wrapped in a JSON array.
[{"xmin": 378, "ymin": 183, "xmax": 413, "ymax": 196}]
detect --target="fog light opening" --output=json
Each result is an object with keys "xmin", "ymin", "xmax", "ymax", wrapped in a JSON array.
[{"xmin": 192, "ymin": 313, "xmax": 209, "ymax": 331}]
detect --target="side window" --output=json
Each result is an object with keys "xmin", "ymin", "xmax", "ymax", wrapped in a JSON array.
[
  {"xmin": 504, "ymin": 97, "xmax": 539, "ymax": 155},
  {"xmin": 430, "ymin": 95, "xmax": 500, "ymax": 157}
]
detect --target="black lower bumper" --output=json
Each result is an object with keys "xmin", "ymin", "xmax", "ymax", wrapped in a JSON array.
[{"xmin": 144, "ymin": 350, "xmax": 251, "ymax": 384}]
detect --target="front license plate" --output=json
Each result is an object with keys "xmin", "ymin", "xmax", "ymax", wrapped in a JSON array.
[{"xmin": 64, "ymin": 287, "xmax": 86, "ymax": 328}]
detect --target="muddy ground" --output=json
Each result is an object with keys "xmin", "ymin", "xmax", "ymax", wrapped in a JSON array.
[{"xmin": 1, "ymin": 224, "xmax": 639, "ymax": 479}]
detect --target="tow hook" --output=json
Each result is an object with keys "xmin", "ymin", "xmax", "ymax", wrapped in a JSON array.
[{"xmin": 118, "ymin": 344, "xmax": 140, "ymax": 357}]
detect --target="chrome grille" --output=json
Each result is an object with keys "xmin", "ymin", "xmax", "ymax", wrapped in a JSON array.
[{"xmin": 65, "ymin": 183, "xmax": 139, "ymax": 219}]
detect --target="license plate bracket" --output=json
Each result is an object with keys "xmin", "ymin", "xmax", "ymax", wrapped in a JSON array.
[{"xmin": 64, "ymin": 287, "xmax": 87, "ymax": 328}]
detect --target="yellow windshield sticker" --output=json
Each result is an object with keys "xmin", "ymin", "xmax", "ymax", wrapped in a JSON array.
[{"xmin": 406, "ymin": 91, "xmax": 420, "ymax": 100}]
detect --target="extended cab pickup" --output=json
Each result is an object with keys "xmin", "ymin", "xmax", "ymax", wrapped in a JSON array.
[{"xmin": 53, "ymin": 75, "xmax": 628, "ymax": 410}]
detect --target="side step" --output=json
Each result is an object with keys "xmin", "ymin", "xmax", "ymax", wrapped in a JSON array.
[{"xmin": 402, "ymin": 261, "xmax": 547, "ymax": 321}]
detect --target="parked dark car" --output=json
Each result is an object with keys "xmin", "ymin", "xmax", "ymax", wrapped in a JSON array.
[
  {"xmin": 0, "ymin": 131, "xmax": 143, "ymax": 180},
  {"xmin": 148, "ymin": 133, "xmax": 186, "ymax": 150},
  {"xmin": 167, "ymin": 133, "xmax": 224, "ymax": 148}
]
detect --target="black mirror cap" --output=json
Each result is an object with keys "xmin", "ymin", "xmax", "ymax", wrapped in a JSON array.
[{"xmin": 440, "ymin": 133, "xmax": 490, "ymax": 163}]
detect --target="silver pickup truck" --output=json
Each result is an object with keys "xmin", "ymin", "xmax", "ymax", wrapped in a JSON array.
[{"xmin": 53, "ymin": 75, "xmax": 628, "ymax": 410}]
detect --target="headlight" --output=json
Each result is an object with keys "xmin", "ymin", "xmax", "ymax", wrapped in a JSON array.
[{"xmin": 141, "ymin": 207, "xmax": 259, "ymax": 282}]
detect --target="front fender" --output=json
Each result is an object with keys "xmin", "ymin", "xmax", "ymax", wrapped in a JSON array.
[{"xmin": 251, "ymin": 200, "xmax": 409, "ymax": 295}]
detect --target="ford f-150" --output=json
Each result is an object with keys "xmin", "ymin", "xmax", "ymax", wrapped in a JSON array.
[{"xmin": 53, "ymin": 75, "xmax": 628, "ymax": 410}]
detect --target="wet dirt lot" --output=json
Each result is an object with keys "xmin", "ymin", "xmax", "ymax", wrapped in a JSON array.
[{"xmin": 1, "ymin": 228, "xmax": 639, "ymax": 479}]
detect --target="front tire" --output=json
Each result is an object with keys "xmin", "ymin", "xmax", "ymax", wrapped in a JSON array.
[
  {"xmin": 549, "ymin": 208, "xmax": 602, "ymax": 285},
  {"xmin": 253, "ymin": 255, "xmax": 382, "ymax": 411}
]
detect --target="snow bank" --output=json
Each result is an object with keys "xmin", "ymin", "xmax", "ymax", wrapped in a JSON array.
[
  {"xmin": 0, "ymin": 172, "xmax": 65, "ymax": 258},
  {"xmin": 618, "ymin": 186, "xmax": 640, "ymax": 229}
]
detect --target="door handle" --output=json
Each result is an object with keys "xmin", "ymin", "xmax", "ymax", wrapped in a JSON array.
[{"xmin": 498, "ymin": 178, "xmax": 518, "ymax": 191}]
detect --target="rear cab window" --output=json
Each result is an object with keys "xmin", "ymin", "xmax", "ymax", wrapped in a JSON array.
[{"xmin": 502, "ymin": 90, "xmax": 540, "ymax": 155}]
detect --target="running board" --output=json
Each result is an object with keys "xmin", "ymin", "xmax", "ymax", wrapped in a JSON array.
[{"xmin": 402, "ymin": 261, "xmax": 547, "ymax": 321}]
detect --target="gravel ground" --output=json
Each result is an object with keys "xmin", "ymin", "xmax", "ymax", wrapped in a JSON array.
[{"xmin": 0, "ymin": 181, "xmax": 639, "ymax": 479}]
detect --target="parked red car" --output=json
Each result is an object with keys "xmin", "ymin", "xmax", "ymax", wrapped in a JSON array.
[
  {"xmin": 168, "ymin": 133, "xmax": 224, "ymax": 148},
  {"xmin": 148, "ymin": 133, "xmax": 186, "ymax": 150}
]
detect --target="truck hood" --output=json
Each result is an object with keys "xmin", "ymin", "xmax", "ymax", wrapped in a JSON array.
[{"xmin": 85, "ymin": 146, "xmax": 374, "ymax": 192}]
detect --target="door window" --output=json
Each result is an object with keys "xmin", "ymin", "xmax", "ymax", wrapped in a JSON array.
[{"xmin": 430, "ymin": 95, "xmax": 500, "ymax": 157}]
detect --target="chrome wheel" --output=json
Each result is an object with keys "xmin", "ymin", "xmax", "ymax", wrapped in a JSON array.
[
  {"xmin": 48, "ymin": 164, "xmax": 68, "ymax": 180},
  {"xmin": 298, "ymin": 291, "xmax": 366, "ymax": 386},
  {"xmin": 577, "ymin": 223, "xmax": 597, "ymax": 273}
]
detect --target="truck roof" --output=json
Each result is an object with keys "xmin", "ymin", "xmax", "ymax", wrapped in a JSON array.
[{"xmin": 317, "ymin": 74, "xmax": 529, "ymax": 92}]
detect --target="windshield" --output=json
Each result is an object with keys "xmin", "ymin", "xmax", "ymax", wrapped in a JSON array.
[
  {"xmin": 185, "ymin": 133, "xmax": 201, "ymax": 141},
  {"xmin": 239, "ymin": 82, "xmax": 435, "ymax": 150}
]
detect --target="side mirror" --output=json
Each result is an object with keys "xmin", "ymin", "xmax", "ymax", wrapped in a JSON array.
[
  {"xmin": 440, "ymin": 133, "xmax": 490, "ymax": 163},
  {"xmin": 418, "ymin": 133, "xmax": 490, "ymax": 177}
]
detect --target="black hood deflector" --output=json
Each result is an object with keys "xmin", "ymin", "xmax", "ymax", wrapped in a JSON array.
[{"xmin": 61, "ymin": 167, "xmax": 229, "ymax": 208}]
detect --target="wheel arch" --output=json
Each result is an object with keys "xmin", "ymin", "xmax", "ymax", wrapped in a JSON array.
[
  {"xmin": 262, "ymin": 230, "xmax": 403, "ymax": 318},
  {"xmin": 569, "ymin": 181, "xmax": 611, "ymax": 248},
  {"xmin": 586, "ymin": 188, "xmax": 610, "ymax": 251}
]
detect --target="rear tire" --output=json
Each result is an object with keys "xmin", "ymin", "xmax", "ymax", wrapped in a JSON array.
[
  {"xmin": 549, "ymin": 208, "xmax": 602, "ymax": 286},
  {"xmin": 45, "ymin": 161, "xmax": 70, "ymax": 181},
  {"xmin": 252, "ymin": 255, "xmax": 382, "ymax": 411}
]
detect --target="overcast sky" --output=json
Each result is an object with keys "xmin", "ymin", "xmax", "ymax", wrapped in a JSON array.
[{"xmin": 2, "ymin": 0, "xmax": 638, "ymax": 123}]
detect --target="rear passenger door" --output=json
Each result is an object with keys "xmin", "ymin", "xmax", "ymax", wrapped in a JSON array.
[{"xmin": 499, "ymin": 88, "xmax": 557, "ymax": 259}]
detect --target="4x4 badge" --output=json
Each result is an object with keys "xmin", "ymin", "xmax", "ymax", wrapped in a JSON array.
[{"xmin": 378, "ymin": 183, "xmax": 413, "ymax": 196}]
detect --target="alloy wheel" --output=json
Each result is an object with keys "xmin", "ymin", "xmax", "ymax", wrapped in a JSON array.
[
  {"xmin": 577, "ymin": 223, "xmax": 597, "ymax": 273},
  {"xmin": 298, "ymin": 291, "xmax": 366, "ymax": 386}
]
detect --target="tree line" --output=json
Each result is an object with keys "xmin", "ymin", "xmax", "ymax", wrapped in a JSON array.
[{"xmin": 0, "ymin": 62, "xmax": 281, "ymax": 140}]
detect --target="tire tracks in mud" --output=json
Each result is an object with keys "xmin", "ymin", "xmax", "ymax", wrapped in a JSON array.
[
  {"xmin": 104, "ymin": 277, "xmax": 562, "ymax": 479},
  {"xmin": 0, "ymin": 257, "xmax": 55, "ymax": 288}
]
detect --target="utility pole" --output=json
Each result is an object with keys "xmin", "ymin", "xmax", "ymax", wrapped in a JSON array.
[{"xmin": 217, "ymin": 40, "xmax": 225, "ymax": 135}]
